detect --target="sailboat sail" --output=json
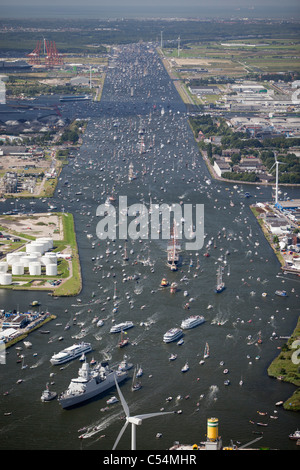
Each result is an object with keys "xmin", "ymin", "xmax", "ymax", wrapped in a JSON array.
[{"xmin": 203, "ymin": 342, "xmax": 209, "ymax": 359}]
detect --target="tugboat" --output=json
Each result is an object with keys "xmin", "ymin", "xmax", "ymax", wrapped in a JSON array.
[{"xmin": 41, "ymin": 383, "xmax": 57, "ymax": 402}]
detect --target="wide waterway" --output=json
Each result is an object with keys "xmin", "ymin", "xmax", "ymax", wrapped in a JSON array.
[{"xmin": 0, "ymin": 43, "xmax": 299, "ymax": 451}]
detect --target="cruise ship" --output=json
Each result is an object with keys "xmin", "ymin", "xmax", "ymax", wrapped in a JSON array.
[
  {"xmin": 59, "ymin": 94, "xmax": 90, "ymax": 102},
  {"xmin": 58, "ymin": 361, "xmax": 127, "ymax": 409},
  {"xmin": 163, "ymin": 328, "xmax": 183, "ymax": 343},
  {"xmin": 109, "ymin": 321, "xmax": 134, "ymax": 333},
  {"xmin": 50, "ymin": 342, "xmax": 92, "ymax": 365},
  {"xmin": 181, "ymin": 315, "xmax": 205, "ymax": 329}
]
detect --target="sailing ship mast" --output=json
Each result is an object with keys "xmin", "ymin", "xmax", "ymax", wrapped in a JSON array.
[
  {"xmin": 167, "ymin": 222, "xmax": 180, "ymax": 271},
  {"xmin": 215, "ymin": 265, "xmax": 225, "ymax": 293}
]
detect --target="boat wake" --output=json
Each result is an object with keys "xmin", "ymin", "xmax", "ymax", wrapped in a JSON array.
[{"xmin": 206, "ymin": 385, "xmax": 219, "ymax": 404}]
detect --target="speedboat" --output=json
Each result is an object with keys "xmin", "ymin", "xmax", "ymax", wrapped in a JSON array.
[
  {"xmin": 275, "ymin": 290, "xmax": 287, "ymax": 297},
  {"xmin": 107, "ymin": 396, "xmax": 119, "ymax": 405},
  {"xmin": 160, "ymin": 278, "xmax": 168, "ymax": 287},
  {"xmin": 181, "ymin": 362, "xmax": 189, "ymax": 373}
]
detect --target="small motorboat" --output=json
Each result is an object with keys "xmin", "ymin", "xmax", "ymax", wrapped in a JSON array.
[
  {"xmin": 106, "ymin": 396, "xmax": 119, "ymax": 405},
  {"xmin": 289, "ymin": 429, "xmax": 300, "ymax": 440}
]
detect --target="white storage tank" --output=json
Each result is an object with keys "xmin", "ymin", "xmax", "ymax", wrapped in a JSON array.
[
  {"xmin": 0, "ymin": 273, "xmax": 12, "ymax": 285},
  {"xmin": 12, "ymin": 263, "xmax": 24, "ymax": 275},
  {"xmin": 7, "ymin": 253, "xmax": 23, "ymax": 264},
  {"xmin": 46, "ymin": 264, "xmax": 57, "ymax": 276},
  {"xmin": 21, "ymin": 254, "xmax": 39, "ymax": 267},
  {"xmin": 0, "ymin": 262, "xmax": 8, "ymax": 273},
  {"xmin": 41, "ymin": 255, "xmax": 51, "ymax": 266},
  {"xmin": 30, "ymin": 242, "xmax": 46, "ymax": 255},
  {"xmin": 36, "ymin": 238, "xmax": 53, "ymax": 251},
  {"xmin": 29, "ymin": 262, "xmax": 41, "ymax": 276},
  {"xmin": 44, "ymin": 253, "xmax": 57, "ymax": 262}
]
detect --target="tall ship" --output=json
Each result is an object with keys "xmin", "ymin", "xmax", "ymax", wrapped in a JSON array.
[
  {"xmin": 167, "ymin": 222, "xmax": 181, "ymax": 271},
  {"xmin": 181, "ymin": 315, "xmax": 205, "ymax": 330},
  {"xmin": 58, "ymin": 361, "xmax": 127, "ymax": 409},
  {"xmin": 50, "ymin": 342, "xmax": 92, "ymax": 365},
  {"xmin": 163, "ymin": 327, "xmax": 183, "ymax": 343},
  {"xmin": 215, "ymin": 266, "xmax": 225, "ymax": 293}
]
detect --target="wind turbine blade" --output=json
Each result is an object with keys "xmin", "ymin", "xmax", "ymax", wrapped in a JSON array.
[
  {"xmin": 238, "ymin": 436, "xmax": 263, "ymax": 449},
  {"xmin": 269, "ymin": 163, "xmax": 275, "ymax": 172},
  {"xmin": 134, "ymin": 411, "xmax": 174, "ymax": 420},
  {"xmin": 114, "ymin": 375, "xmax": 130, "ymax": 417},
  {"xmin": 112, "ymin": 420, "xmax": 129, "ymax": 450}
]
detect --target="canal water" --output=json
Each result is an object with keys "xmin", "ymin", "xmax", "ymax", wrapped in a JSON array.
[{"xmin": 0, "ymin": 43, "xmax": 299, "ymax": 451}]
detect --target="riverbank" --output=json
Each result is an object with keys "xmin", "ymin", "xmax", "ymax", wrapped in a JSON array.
[
  {"xmin": 250, "ymin": 204, "xmax": 300, "ymax": 410},
  {"xmin": 267, "ymin": 316, "xmax": 300, "ymax": 411},
  {"xmin": 3, "ymin": 313, "xmax": 56, "ymax": 349}
]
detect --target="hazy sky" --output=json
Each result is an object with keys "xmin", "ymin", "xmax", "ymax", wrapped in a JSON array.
[{"xmin": 2, "ymin": 0, "xmax": 300, "ymax": 18}]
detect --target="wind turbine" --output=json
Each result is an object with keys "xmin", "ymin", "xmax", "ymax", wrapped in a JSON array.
[
  {"xmin": 177, "ymin": 36, "xmax": 181, "ymax": 57},
  {"xmin": 269, "ymin": 153, "xmax": 284, "ymax": 204},
  {"xmin": 112, "ymin": 377, "xmax": 174, "ymax": 450}
]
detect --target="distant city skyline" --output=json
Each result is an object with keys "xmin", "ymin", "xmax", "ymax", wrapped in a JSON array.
[{"xmin": 1, "ymin": 0, "xmax": 300, "ymax": 19}]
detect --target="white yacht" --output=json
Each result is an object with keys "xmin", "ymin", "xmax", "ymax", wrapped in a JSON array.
[
  {"xmin": 50, "ymin": 342, "xmax": 92, "ymax": 365},
  {"xmin": 180, "ymin": 315, "xmax": 205, "ymax": 330},
  {"xmin": 163, "ymin": 328, "xmax": 183, "ymax": 343},
  {"xmin": 109, "ymin": 321, "xmax": 134, "ymax": 333},
  {"xmin": 58, "ymin": 361, "xmax": 127, "ymax": 409}
]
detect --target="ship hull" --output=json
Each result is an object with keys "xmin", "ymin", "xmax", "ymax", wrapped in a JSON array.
[{"xmin": 58, "ymin": 372, "xmax": 127, "ymax": 409}]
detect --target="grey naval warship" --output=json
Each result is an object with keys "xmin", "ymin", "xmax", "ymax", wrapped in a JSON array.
[{"xmin": 58, "ymin": 360, "xmax": 127, "ymax": 409}]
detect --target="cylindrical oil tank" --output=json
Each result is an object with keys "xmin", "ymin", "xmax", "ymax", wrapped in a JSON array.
[
  {"xmin": 46, "ymin": 264, "xmax": 57, "ymax": 276},
  {"xmin": 7, "ymin": 253, "xmax": 23, "ymax": 264},
  {"xmin": 21, "ymin": 255, "xmax": 39, "ymax": 267},
  {"xmin": 36, "ymin": 238, "xmax": 53, "ymax": 251},
  {"xmin": 0, "ymin": 262, "xmax": 8, "ymax": 273},
  {"xmin": 30, "ymin": 242, "xmax": 46, "ymax": 255},
  {"xmin": 41, "ymin": 255, "xmax": 51, "ymax": 265},
  {"xmin": 29, "ymin": 262, "xmax": 41, "ymax": 276},
  {"xmin": 12, "ymin": 263, "xmax": 25, "ymax": 275},
  {"xmin": 0, "ymin": 273, "xmax": 12, "ymax": 285},
  {"xmin": 207, "ymin": 418, "xmax": 219, "ymax": 441}
]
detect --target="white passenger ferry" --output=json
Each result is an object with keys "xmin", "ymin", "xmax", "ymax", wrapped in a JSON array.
[
  {"xmin": 163, "ymin": 328, "xmax": 183, "ymax": 343},
  {"xmin": 50, "ymin": 342, "xmax": 92, "ymax": 365},
  {"xmin": 109, "ymin": 321, "xmax": 134, "ymax": 333},
  {"xmin": 180, "ymin": 315, "xmax": 205, "ymax": 330}
]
